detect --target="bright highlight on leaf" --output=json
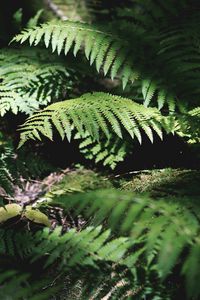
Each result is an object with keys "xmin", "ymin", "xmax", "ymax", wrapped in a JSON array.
[{"xmin": 0, "ymin": 204, "xmax": 22, "ymax": 223}]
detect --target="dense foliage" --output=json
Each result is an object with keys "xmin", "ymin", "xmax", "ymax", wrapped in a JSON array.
[{"xmin": 0, "ymin": 1, "xmax": 200, "ymax": 299}]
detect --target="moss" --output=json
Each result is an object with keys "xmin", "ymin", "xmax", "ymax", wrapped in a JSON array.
[
  {"xmin": 120, "ymin": 168, "xmax": 200, "ymax": 197},
  {"xmin": 49, "ymin": 168, "xmax": 113, "ymax": 195},
  {"xmin": 119, "ymin": 168, "xmax": 200, "ymax": 219}
]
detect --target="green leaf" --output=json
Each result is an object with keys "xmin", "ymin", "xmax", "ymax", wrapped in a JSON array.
[
  {"xmin": 24, "ymin": 206, "xmax": 50, "ymax": 227},
  {"xmin": 0, "ymin": 204, "xmax": 22, "ymax": 223}
]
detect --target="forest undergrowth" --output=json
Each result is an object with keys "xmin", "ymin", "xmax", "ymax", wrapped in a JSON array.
[{"xmin": 0, "ymin": 1, "xmax": 200, "ymax": 299}]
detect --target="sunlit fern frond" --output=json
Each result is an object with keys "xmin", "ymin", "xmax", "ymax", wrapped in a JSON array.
[
  {"xmin": 12, "ymin": 11, "xmax": 200, "ymax": 111},
  {"xmin": 12, "ymin": 20, "xmax": 140, "ymax": 90},
  {"xmin": 18, "ymin": 92, "xmax": 169, "ymax": 148}
]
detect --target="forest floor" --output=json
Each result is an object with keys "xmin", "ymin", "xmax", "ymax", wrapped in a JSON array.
[
  {"xmin": 28, "ymin": 167, "xmax": 199, "ymax": 238},
  {"xmin": 45, "ymin": 167, "xmax": 200, "ymax": 197},
  {"xmin": 11, "ymin": 166, "xmax": 200, "ymax": 198},
  {"xmin": 11, "ymin": 166, "xmax": 200, "ymax": 219}
]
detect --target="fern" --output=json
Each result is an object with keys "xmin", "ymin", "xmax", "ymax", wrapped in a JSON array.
[
  {"xmin": 176, "ymin": 107, "xmax": 200, "ymax": 143},
  {"xmin": 75, "ymin": 131, "xmax": 133, "ymax": 169},
  {"xmin": 12, "ymin": 20, "xmax": 139, "ymax": 88},
  {"xmin": 0, "ymin": 189, "xmax": 198, "ymax": 298},
  {"xmin": 18, "ymin": 92, "xmax": 168, "ymax": 148},
  {"xmin": 0, "ymin": 225, "xmax": 172, "ymax": 299},
  {"xmin": 49, "ymin": 189, "xmax": 200, "ymax": 298},
  {"xmin": 0, "ymin": 2, "xmax": 199, "ymax": 298},
  {"xmin": 0, "ymin": 229, "xmax": 35, "ymax": 258},
  {"xmin": 12, "ymin": 13, "xmax": 200, "ymax": 110},
  {"xmin": 0, "ymin": 48, "xmax": 76, "ymax": 116},
  {"xmin": 0, "ymin": 269, "xmax": 56, "ymax": 299},
  {"xmin": 117, "ymin": 0, "xmax": 200, "ymax": 110}
]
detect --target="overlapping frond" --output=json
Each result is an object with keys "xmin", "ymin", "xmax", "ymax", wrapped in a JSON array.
[
  {"xmin": 176, "ymin": 107, "xmax": 200, "ymax": 143},
  {"xmin": 12, "ymin": 20, "xmax": 139, "ymax": 90},
  {"xmin": 0, "ymin": 269, "xmax": 56, "ymax": 300},
  {"xmin": 18, "ymin": 92, "xmax": 169, "ymax": 148},
  {"xmin": 12, "ymin": 13, "xmax": 200, "ymax": 110},
  {"xmin": 117, "ymin": 0, "xmax": 200, "ymax": 110},
  {"xmin": 50, "ymin": 189, "xmax": 200, "ymax": 299},
  {"xmin": 0, "ymin": 48, "xmax": 76, "ymax": 116},
  {"xmin": 0, "ymin": 226, "xmax": 167, "ymax": 299},
  {"xmin": 0, "ymin": 187, "xmax": 199, "ymax": 298},
  {"xmin": 0, "ymin": 229, "xmax": 35, "ymax": 257},
  {"xmin": 75, "ymin": 131, "xmax": 132, "ymax": 169}
]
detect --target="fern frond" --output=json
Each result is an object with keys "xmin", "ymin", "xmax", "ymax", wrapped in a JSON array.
[
  {"xmin": 176, "ymin": 107, "xmax": 200, "ymax": 143},
  {"xmin": 0, "ymin": 225, "xmax": 171, "ymax": 299},
  {"xmin": 30, "ymin": 226, "xmax": 128, "ymax": 267},
  {"xmin": 11, "ymin": 2, "xmax": 200, "ymax": 111},
  {"xmin": 12, "ymin": 17, "xmax": 200, "ymax": 111},
  {"xmin": 75, "ymin": 131, "xmax": 133, "ymax": 169},
  {"xmin": 0, "ymin": 188, "xmax": 199, "ymax": 298},
  {"xmin": 0, "ymin": 48, "xmax": 76, "ymax": 116},
  {"xmin": 0, "ymin": 269, "xmax": 56, "ymax": 299},
  {"xmin": 18, "ymin": 92, "xmax": 166, "ymax": 148},
  {"xmin": 12, "ymin": 20, "xmax": 139, "ymax": 89},
  {"xmin": 0, "ymin": 233, "xmax": 158, "ymax": 299},
  {"xmin": 49, "ymin": 189, "xmax": 200, "ymax": 298},
  {"xmin": 0, "ymin": 229, "xmax": 34, "ymax": 258},
  {"xmin": 182, "ymin": 240, "xmax": 200, "ymax": 300}
]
